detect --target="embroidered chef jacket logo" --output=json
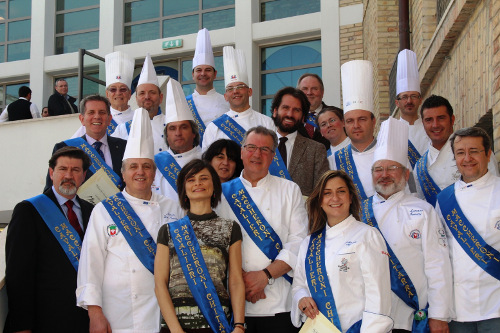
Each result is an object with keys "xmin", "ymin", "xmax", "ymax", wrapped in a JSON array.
[
  {"xmin": 164, "ymin": 213, "xmax": 178, "ymax": 222},
  {"xmin": 409, "ymin": 229, "xmax": 421, "ymax": 239},
  {"xmin": 495, "ymin": 221, "xmax": 500, "ymax": 230},
  {"xmin": 338, "ymin": 258, "xmax": 350, "ymax": 272},
  {"xmin": 345, "ymin": 241, "xmax": 357, "ymax": 246},
  {"xmin": 410, "ymin": 208, "xmax": 423, "ymax": 216},
  {"xmin": 107, "ymin": 224, "xmax": 119, "ymax": 237}
]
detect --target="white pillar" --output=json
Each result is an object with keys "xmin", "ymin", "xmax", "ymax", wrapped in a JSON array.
[{"xmin": 320, "ymin": 0, "xmax": 341, "ymax": 107}]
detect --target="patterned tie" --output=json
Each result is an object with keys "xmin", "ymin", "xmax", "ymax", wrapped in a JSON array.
[
  {"xmin": 64, "ymin": 200, "xmax": 84, "ymax": 239},
  {"xmin": 305, "ymin": 112, "xmax": 315, "ymax": 138},
  {"xmin": 92, "ymin": 141, "xmax": 105, "ymax": 160},
  {"xmin": 278, "ymin": 137, "xmax": 288, "ymax": 168}
]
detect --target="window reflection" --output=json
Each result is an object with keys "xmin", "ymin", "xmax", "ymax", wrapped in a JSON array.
[
  {"xmin": 55, "ymin": 3, "xmax": 99, "ymax": 55},
  {"xmin": 56, "ymin": 31, "xmax": 98, "ymax": 54},
  {"xmin": 261, "ymin": 0, "xmax": 320, "ymax": 21}
]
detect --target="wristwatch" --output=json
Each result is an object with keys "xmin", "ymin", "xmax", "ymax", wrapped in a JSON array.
[
  {"xmin": 262, "ymin": 268, "xmax": 275, "ymax": 285},
  {"xmin": 234, "ymin": 322, "xmax": 247, "ymax": 330}
]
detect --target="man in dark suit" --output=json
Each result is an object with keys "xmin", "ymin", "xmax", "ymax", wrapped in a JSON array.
[
  {"xmin": 272, "ymin": 87, "xmax": 329, "ymax": 196},
  {"xmin": 47, "ymin": 78, "xmax": 78, "ymax": 116},
  {"xmin": 44, "ymin": 94, "xmax": 127, "ymax": 192},
  {"xmin": 5, "ymin": 146, "xmax": 94, "ymax": 333},
  {"xmin": 296, "ymin": 73, "xmax": 331, "ymax": 149}
]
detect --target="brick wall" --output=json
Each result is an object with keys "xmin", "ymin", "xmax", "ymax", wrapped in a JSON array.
[
  {"xmin": 340, "ymin": 0, "xmax": 362, "ymax": 7},
  {"xmin": 340, "ymin": 23, "xmax": 364, "ymax": 65},
  {"xmin": 411, "ymin": 0, "xmax": 438, "ymax": 60}
]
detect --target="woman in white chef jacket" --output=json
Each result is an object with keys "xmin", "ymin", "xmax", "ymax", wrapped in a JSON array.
[{"xmin": 291, "ymin": 170, "xmax": 393, "ymax": 332}]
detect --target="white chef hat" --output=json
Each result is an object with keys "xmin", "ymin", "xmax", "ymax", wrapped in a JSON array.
[
  {"xmin": 164, "ymin": 78, "xmax": 195, "ymax": 124},
  {"xmin": 123, "ymin": 107, "xmax": 155, "ymax": 161},
  {"xmin": 105, "ymin": 51, "xmax": 135, "ymax": 89},
  {"xmin": 223, "ymin": 46, "xmax": 248, "ymax": 87},
  {"xmin": 193, "ymin": 28, "xmax": 215, "ymax": 69},
  {"xmin": 396, "ymin": 49, "xmax": 420, "ymax": 95},
  {"xmin": 341, "ymin": 60, "xmax": 374, "ymax": 114},
  {"xmin": 137, "ymin": 53, "xmax": 159, "ymax": 88},
  {"xmin": 373, "ymin": 116, "xmax": 409, "ymax": 166}
]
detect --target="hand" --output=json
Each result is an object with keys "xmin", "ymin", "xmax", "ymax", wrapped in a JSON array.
[
  {"xmin": 298, "ymin": 297, "xmax": 319, "ymax": 320},
  {"xmin": 232, "ymin": 325, "xmax": 245, "ymax": 333},
  {"xmin": 88, "ymin": 305, "xmax": 112, "ymax": 333},
  {"xmin": 242, "ymin": 270, "xmax": 268, "ymax": 302},
  {"xmin": 429, "ymin": 318, "xmax": 449, "ymax": 333}
]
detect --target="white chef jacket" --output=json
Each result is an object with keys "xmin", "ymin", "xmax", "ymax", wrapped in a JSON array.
[
  {"xmin": 291, "ymin": 215, "xmax": 393, "ymax": 332},
  {"xmin": 413, "ymin": 140, "xmax": 499, "ymax": 201},
  {"xmin": 201, "ymin": 108, "xmax": 276, "ymax": 151},
  {"xmin": 191, "ymin": 89, "xmax": 229, "ymax": 126},
  {"xmin": 400, "ymin": 118, "xmax": 430, "ymax": 156},
  {"xmin": 151, "ymin": 146, "xmax": 202, "ymax": 200},
  {"xmin": 0, "ymin": 97, "xmax": 41, "ymax": 122},
  {"xmin": 216, "ymin": 173, "xmax": 308, "ymax": 316},
  {"xmin": 327, "ymin": 137, "xmax": 351, "ymax": 170},
  {"xmin": 76, "ymin": 190, "xmax": 184, "ymax": 333},
  {"xmin": 372, "ymin": 191, "xmax": 453, "ymax": 330},
  {"xmin": 112, "ymin": 113, "xmax": 169, "ymax": 154},
  {"xmin": 330, "ymin": 140, "xmax": 377, "ymax": 199},
  {"xmin": 435, "ymin": 171, "xmax": 500, "ymax": 322},
  {"xmin": 72, "ymin": 106, "xmax": 134, "ymax": 138}
]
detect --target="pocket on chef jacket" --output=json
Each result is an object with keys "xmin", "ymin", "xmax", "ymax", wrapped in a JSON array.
[
  {"xmin": 335, "ymin": 250, "xmax": 357, "ymax": 284},
  {"xmin": 488, "ymin": 209, "xmax": 500, "ymax": 233},
  {"xmin": 403, "ymin": 217, "xmax": 424, "ymax": 247}
]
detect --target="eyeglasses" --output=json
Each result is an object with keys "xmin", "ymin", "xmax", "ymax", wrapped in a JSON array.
[
  {"xmin": 108, "ymin": 87, "xmax": 129, "ymax": 94},
  {"xmin": 243, "ymin": 144, "xmax": 274, "ymax": 154},
  {"xmin": 397, "ymin": 94, "xmax": 421, "ymax": 101},
  {"xmin": 319, "ymin": 117, "xmax": 338, "ymax": 128},
  {"xmin": 455, "ymin": 149, "xmax": 485, "ymax": 158},
  {"xmin": 226, "ymin": 84, "xmax": 248, "ymax": 93},
  {"xmin": 372, "ymin": 165, "xmax": 405, "ymax": 174}
]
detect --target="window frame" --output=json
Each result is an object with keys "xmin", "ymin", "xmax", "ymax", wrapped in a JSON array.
[{"xmin": 0, "ymin": 0, "xmax": 32, "ymax": 62}]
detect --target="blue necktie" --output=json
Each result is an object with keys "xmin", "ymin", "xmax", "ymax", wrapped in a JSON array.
[{"xmin": 92, "ymin": 141, "xmax": 105, "ymax": 160}]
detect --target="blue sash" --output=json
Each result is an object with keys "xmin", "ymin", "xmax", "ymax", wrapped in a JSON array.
[
  {"xmin": 306, "ymin": 228, "xmax": 362, "ymax": 332},
  {"xmin": 107, "ymin": 119, "xmax": 118, "ymax": 135},
  {"xmin": 64, "ymin": 138, "xmax": 122, "ymax": 188},
  {"xmin": 212, "ymin": 114, "xmax": 291, "ymax": 180},
  {"xmin": 27, "ymin": 194, "xmax": 82, "ymax": 271},
  {"xmin": 222, "ymin": 178, "xmax": 292, "ymax": 283},
  {"xmin": 361, "ymin": 197, "xmax": 429, "ymax": 333},
  {"xmin": 408, "ymin": 140, "xmax": 421, "ymax": 169},
  {"xmin": 169, "ymin": 216, "xmax": 232, "ymax": 333},
  {"xmin": 154, "ymin": 151, "xmax": 182, "ymax": 194},
  {"xmin": 437, "ymin": 185, "xmax": 500, "ymax": 281},
  {"xmin": 306, "ymin": 113, "xmax": 318, "ymax": 128},
  {"xmin": 335, "ymin": 145, "xmax": 368, "ymax": 201},
  {"xmin": 415, "ymin": 151, "xmax": 440, "ymax": 206},
  {"xmin": 186, "ymin": 95, "xmax": 206, "ymax": 146},
  {"xmin": 327, "ymin": 148, "xmax": 332, "ymax": 158},
  {"xmin": 101, "ymin": 192, "xmax": 156, "ymax": 274}
]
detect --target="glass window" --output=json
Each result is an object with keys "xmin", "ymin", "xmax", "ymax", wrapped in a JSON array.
[
  {"xmin": 5, "ymin": 82, "xmax": 28, "ymax": 105},
  {"xmin": 261, "ymin": 0, "xmax": 320, "ymax": 22},
  {"xmin": 124, "ymin": 0, "xmax": 235, "ymax": 44},
  {"xmin": 55, "ymin": 3, "xmax": 99, "ymax": 55},
  {"xmin": 56, "ymin": 31, "xmax": 98, "ymax": 54},
  {"xmin": 125, "ymin": 0, "xmax": 159, "ymax": 23},
  {"xmin": 0, "ymin": 0, "xmax": 31, "ymax": 62},
  {"xmin": 260, "ymin": 40, "xmax": 321, "ymax": 116}
]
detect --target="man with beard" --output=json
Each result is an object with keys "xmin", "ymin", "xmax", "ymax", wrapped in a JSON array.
[
  {"xmin": 5, "ymin": 146, "xmax": 93, "ymax": 333},
  {"xmin": 271, "ymin": 86, "xmax": 329, "ymax": 196},
  {"xmin": 362, "ymin": 117, "xmax": 453, "ymax": 333}
]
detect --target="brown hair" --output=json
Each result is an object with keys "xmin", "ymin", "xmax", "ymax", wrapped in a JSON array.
[
  {"xmin": 306, "ymin": 170, "xmax": 361, "ymax": 234},
  {"xmin": 49, "ymin": 146, "xmax": 91, "ymax": 171},
  {"xmin": 176, "ymin": 159, "xmax": 222, "ymax": 210}
]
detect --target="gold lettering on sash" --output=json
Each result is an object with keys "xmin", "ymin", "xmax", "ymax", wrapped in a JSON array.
[
  {"xmin": 79, "ymin": 143, "xmax": 119, "ymax": 185},
  {"xmin": 54, "ymin": 222, "xmax": 80, "ymax": 262}
]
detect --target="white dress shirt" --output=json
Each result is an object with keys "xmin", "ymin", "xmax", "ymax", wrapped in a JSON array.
[
  {"xmin": 201, "ymin": 108, "xmax": 276, "ymax": 151},
  {"xmin": 76, "ymin": 190, "xmax": 184, "ymax": 333},
  {"xmin": 85, "ymin": 134, "xmax": 113, "ymax": 169},
  {"xmin": 291, "ymin": 215, "xmax": 393, "ymax": 332},
  {"xmin": 435, "ymin": 171, "xmax": 500, "ymax": 322},
  {"xmin": 372, "ymin": 191, "xmax": 453, "ymax": 330},
  {"xmin": 51, "ymin": 186, "xmax": 83, "ymax": 229},
  {"xmin": 151, "ymin": 146, "xmax": 203, "ymax": 201},
  {"xmin": 216, "ymin": 172, "xmax": 307, "ymax": 316},
  {"xmin": 276, "ymin": 130, "xmax": 298, "ymax": 166}
]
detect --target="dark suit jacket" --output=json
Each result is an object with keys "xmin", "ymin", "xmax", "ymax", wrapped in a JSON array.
[
  {"xmin": 288, "ymin": 133, "xmax": 330, "ymax": 196},
  {"xmin": 297, "ymin": 101, "xmax": 331, "ymax": 150},
  {"xmin": 4, "ymin": 189, "xmax": 93, "ymax": 333},
  {"xmin": 47, "ymin": 92, "xmax": 78, "ymax": 116},
  {"xmin": 44, "ymin": 135, "xmax": 127, "ymax": 192}
]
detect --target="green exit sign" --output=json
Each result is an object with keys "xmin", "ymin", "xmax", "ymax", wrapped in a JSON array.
[{"xmin": 162, "ymin": 39, "xmax": 183, "ymax": 50}]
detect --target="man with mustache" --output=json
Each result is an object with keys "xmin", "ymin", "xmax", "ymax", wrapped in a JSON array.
[
  {"xmin": 413, "ymin": 95, "xmax": 498, "ymax": 205},
  {"xmin": 201, "ymin": 46, "xmax": 275, "ymax": 150},
  {"xmin": 5, "ymin": 146, "xmax": 94, "ymax": 333},
  {"xmin": 44, "ymin": 94, "xmax": 127, "ymax": 192},
  {"xmin": 363, "ymin": 117, "xmax": 452, "ymax": 333},
  {"xmin": 271, "ymin": 86, "xmax": 329, "ymax": 196}
]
